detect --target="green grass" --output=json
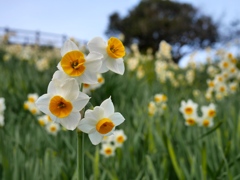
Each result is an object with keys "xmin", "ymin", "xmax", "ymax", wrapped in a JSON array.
[{"xmin": 0, "ymin": 46, "xmax": 240, "ymax": 180}]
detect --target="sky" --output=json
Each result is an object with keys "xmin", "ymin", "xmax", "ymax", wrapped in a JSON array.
[{"xmin": 1, "ymin": 0, "xmax": 239, "ymax": 42}]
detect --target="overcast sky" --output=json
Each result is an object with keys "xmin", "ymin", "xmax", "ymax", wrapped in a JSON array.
[{"xmin": 0, "ymin": 0, "xmax": 239, "ymax": 42}]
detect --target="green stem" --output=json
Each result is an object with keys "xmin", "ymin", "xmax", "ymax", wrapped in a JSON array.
[
  {"xmin": 77, "ymin": 83, "xmax": 85, "ymax": 180},
  {"xmin": 77, "ymin": 131, "xmax": 85, "ymax": 180}
]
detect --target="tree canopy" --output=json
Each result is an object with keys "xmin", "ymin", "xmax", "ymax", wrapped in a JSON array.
[{"xmin": 105, "ymin": 0, "xmax": 219, "ymax": 62}]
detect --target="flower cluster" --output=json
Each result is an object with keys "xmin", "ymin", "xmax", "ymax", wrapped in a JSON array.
[
  {"xmin": 179, "ymin": 99, "xmax": 216, "ymax": 128},
  {"xmin": 24, "ymin": 93, "xmax": 41, "ymax": 115},
  {"xmin": 100, "ymin": 129, "xmax": 127, "ymax": 158},
  {"xmin": 82, "ymin": 74, "xmax": 105, "ymax": 95},
  {"xmin": 23, "ymin": 93, "xmax": 61, "ymax": 135},
  {"xmin": 205, "ymin": 53, "xmax": 240, "ymax": 101},
  {"xmin": 35, "ymin": 37, "xmax": 126, "ymax": 145},
  {"xmin": 0, "ymin": 97, "xmax": 6, "ymax": 127},
  {"xmin": 78, "ymin": 98, "xmax": 125, "ymax": 145},
  {"xmin": 37, "ymin": 114, "xmax": 61, "ymax": 136},
  {"xmin": 148, "ymin": 93, "xmax": 168, "ymax": 116}
]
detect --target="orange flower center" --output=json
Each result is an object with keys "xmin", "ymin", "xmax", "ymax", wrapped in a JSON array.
[
  {"xmin": 185, "ymin": 107, "xmax": 193, "ymax": 115},
  {"xmin": 28, "ymin": 97, "xmax": 35, "ymax": 103},
  {"xmin": 231, "ymin": 86, "xmax": 237, "ymax": 91},
  {"xmin": 208, "ymin": 110, "xmax": 216, "ymax": 117},
  {"xmin": 61, "ymin": 50, "xmax": 86, "ymax": 76},
  {"xmin": 96, "ymin": 118, "xmax": 114, "ymax": 134},
  {"xmin": 223, "ymin": 62, "xmax": 228, "ymax": 68},
  {"xmin": 38, "ymin": 119, "xmax": 45, "ymax": 126},
  {"xmin": 23, "ymin": 102, "xmax": 29, "ymax": 110},
  {"xmin": 98, "ymin": 77, "xmax": 104, "ymax": 83},
  {"xmin": 231, "ymin": 68, "xmax": 236, "ymax": 73},
  {"xmin": 186, "ymin": 118, "xmax": 195, "ymax": 125},
  {"xmin": 50, "ymin": 126, "xmax": 57, "ymax": 132},
  {"xmin": 208, "ymin": 81, "xmax": 214, "ymax": 87},
  {"xmin": 31, "ymin": 109, "xmax": 37, "ymax": 114},
  {"xmin": 117, "ymin": 136, "xmax": 124, "ymax": 143},
  {"xmin": 106, "ymin": 37, "xmax": 125, "ymax": 59},
  {"xmin": 203, "ymin": 119, "xmax": 210, "ymax": 127},
  {"xmin": 83, "ymin": 83, "xmax": 90, "ymax": 88},
  {"xmin": 49, "ymin": 95, "xmax": 73, "ymax": 118},
  {"xmin": 220, "ymin": 86, "xmax": 225, "ymax": 92},
  {"xmin": 105, "ymin": 148, "xmax": 113, "ymax": 155},
  {"xmin": 154, "ymin": 96, "xmax": 161, "ymax": 103}
]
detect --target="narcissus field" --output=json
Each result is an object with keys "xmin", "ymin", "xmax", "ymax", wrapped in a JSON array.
[{"xmin": 0, "ymin": 36, "xmax": 240, "ymax": 180}]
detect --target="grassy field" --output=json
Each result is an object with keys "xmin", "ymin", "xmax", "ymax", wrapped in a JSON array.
[{"xmin": 0, "ymin": 41, "xmax": 240, "ymax": 180}]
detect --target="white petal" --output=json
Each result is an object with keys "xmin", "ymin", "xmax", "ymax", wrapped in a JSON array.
[
  {"xmin": 57, "ymin": 62, "xmax": 64, "ymax": 71},
  {"xmin": 109, "ymin": 112, "xmax": 125, "ymax": 126},
  {"xmin": 59, "ymin": 112, "xmax": 80, "ymax": 130},
  {"xmin": 100, "ymin": 97, "xmax": 114, "ymax": 117},
  {"xmin": 50, "ymin": 114, "xmax": 59, "ymax": 123},
  {"xmin": 85, "ymin": 107, "xmax": 104, "ymax": 121},
  {"xmin": 86, "ymin": 51, "xmax": 103, "ymax": 61},
  {"xmin": 85, "ymin": 58, "xmax": 102, "ymax": 73},
  {"xmin": 47, "ymin": 80, "xmax": 59, "ymax": 95},
  {"xmin": 35, "ymin": 94, "xmax": 51, "ymax": 115},
  {"xmin": 78, "ymin": 118, "xmax": 96, "ymax": 133},
  {"xmin": 98, "ymin": 60, "xmax": 109, "ymax": 73},
  {"xmin": 88, "ymin": 130, "xmax": 103, "ymax": 145},
  {"xmin": 52, "ymin": 70, "xmax": 70, "ymax": 81},
  {"xmin": 106, "ymin": 58, "xmax": 125, "ymax": 75},
  {"xmin": 61, "ymin": 39, "xmax": 79, "ymax": 57},
  {"xmin": 78, "ymin": 71, "xmax": 98, "ymax": 84},
  {"xmin": 72, "ymin": 92, "xmax": 90, "ymax": 112},
  {"xmin": 87, "ymin": 37, "xmax": 106, "ymax": 53},
  {"xmin": 61, "ymin": 78, "xmax": 80, "ymax": 101}
]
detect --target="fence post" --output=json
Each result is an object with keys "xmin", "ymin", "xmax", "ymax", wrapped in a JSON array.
[
  {"xmin": 62, "ymin": 35, "xmax": 67, "ymax": 46},
  {"xmin": 35, "ymin": 31, "xmax": 40, "ymax": 46},
  {"xmin": 4, "ymin": 28, "xmax": 10, "ymax": 44}
]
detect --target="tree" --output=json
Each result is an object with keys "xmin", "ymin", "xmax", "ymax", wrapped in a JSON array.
[{"xmin": 105, "ymin": 0, "xmax": 219, "ymax": 62}]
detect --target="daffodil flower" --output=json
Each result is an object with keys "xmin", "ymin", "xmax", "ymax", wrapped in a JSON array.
[
  {"xmin": 87, "ymin": 37, "xmax": 125, "ymax": 75},
  {"xmin": 113, "ymin": 129, "xmax": 127, "ymax": 147},
  {"xmin": 35, "ymin": 78, "xmax": 90, "ymax": 130},
  {"xmin": 179, "ymin": 99, "xmax": 198, "ymax": 119},
  {"xmin": 57, "ymin": 39, "xmax": 103, "ymax": 84},
  {"xmin": 78, "ymin": 97, "xmax": 125, "ymax": 145},
  {"xmin": 100, "ymin": 143, "xmax": 116, "ymax": 157},
  {"xmin": 201, "ymin": 103, "xmax": 216, "ymax": 119},
  {"xmin": 198, "ymin": 116, "xmax": 214, "ymax": 128}
]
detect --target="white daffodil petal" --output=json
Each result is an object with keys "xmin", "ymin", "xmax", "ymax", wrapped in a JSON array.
[
  {"xmin": 85, "ymin": 107, "xmax": 104, "ymax": 121},
  {"xmin": 72, "ymin": 93, "xmax": 90, "ymax": 112},
  {"xmin": 99, "ymin": 60, "xmax": 109, "ymax": 73},
  {"xmin": 89, "ymin": 130, "xmax": 103, "ymax": 145},
  {"xmin": 85, "ymin": 58, "xmax": 102, "ymax": 73},
  {"xmin": 86, "ymin": 51, "xmax": 103, "ymax": 61},
  {"xmin": 47, "ymin": 79, "xmax": 60, "ymax": 95},
  {"xmin": 35, "ymin": 94, "xmax": 51, "ymax": 115},
  {"xmin": 50, "ymin": 114, "xmax": 59, "ymax": 123},
  {"xmin": 92, "ymin": 107, "xmax": 105, "ymax": 120},
  {"xmin": 106, "ymin": 58, "xmax": 125, "ymax": 75},
  {"xmin": 109, "ymin": 112, "xmax": 125, "ymax": 126},
  {"xmin": 87, "ymin": 37, "xmax": 106, "ymax": 53},
  {"xmin": 78, "ymin": 71, "xmax": 98, "ymax": 84},
  {"xmin": 60, "ymin": 112, "xmax": 80, "ymax": 130},
  {"xmin": 61, "ymin": 39, "xmax": 79, "ymax": 57},
  {"xmin": 61, "ymin": 78, "xmax": 79, "ymax": 101},
  {"xmin": 52, "ymin": 70, "xmax": 70, "ymax": 82},
  {"xmin": 57, "ymin": 62, "xmax": 64, "ymax": 71},
  {"xmin": 78, "ymin": 118, "xmax": 96, "ymax": 133},
  {"xmin": 100, "ymin": 97, "xmax": 114, "ymax": 117}
]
